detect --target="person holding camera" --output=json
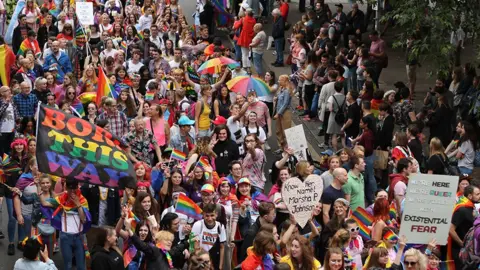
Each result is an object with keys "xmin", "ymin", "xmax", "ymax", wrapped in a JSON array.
[{"xmin": 14, "ymin": 237, "xmax": 57, "ymax": 270}]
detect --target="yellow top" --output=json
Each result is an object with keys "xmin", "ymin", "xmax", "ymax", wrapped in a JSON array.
[
  {"xmin": 280, "ymin": 255, "xmax": 322, "ymax": 270},
  {"xmin": 198, "ymin": 100, "xmax": 211, "ymax": 130}
]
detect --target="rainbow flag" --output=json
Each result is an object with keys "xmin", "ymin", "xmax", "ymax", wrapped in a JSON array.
[
  {"xmin": 176, "ymin": 193, "xmax": 203, "ymax": 220},
  {"xmin": 145, "ymin": 91, "xmax": 155, "ymax": 101},
  {"xmin": 137, "ymin": 31, "xmax": 144, "ymax": 40},
  {"xmin": 0, "ymin": 44, "xmax": 15, "ymax": 86},
  {"xmin": 124, "ymin": 245, "xmax": 137, "ymax": 268},
  {"xmin": 128, "ymin": 209, "xmax": 140, "ymax": 229},
  {"xmin": 77, "ymin": 92, "xmax": 97, "ymax": 104},
  {"xmin": 383, "ymin": 230, "xmax": 398, "ymax": 241},
  {"xmin": 197, "ymin": 156, "xmax": 210, "ymax": 169},
  {"xmin": 96, "ymin": 67, "xmax": 117, "ymax": 106},
  {"xmin": 70, "ymin": 100, "xmax": 85, "ymax": 117},
  {"xmin": 211, "ymin": 0, "xmax": 233, "ymax": 27},
  {"xmin": 17, "ymin": 39, "xmax": 41, "ymax": 58},
  {"xmin": 352, "ymin": 207, "xmax": 374, "ymax": 240},
  {"xmin": 120, "ymin": 40, "xmax": 127, "ymax": 52},
  {"xmin": 389, "ymin": 201, "xmax": 397, "ymax": 220},
  {"xmin": 171, "ymin": 149, "xmax": 187, "ymax": 162}
]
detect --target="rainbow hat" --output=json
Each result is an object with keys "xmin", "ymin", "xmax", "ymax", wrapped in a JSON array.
[
  {"xmin": 201, "ymin": 184, "xmax": 215, "ymax": 194},
  {"xmin": 238, "ymin": 178, "xmax": 251, "ymax": 185}
]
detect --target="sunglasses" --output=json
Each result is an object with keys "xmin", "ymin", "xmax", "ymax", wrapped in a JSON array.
[
  {"xmin": 405, "ymin": 261, "xmax": 417, "ymax": 266},
  {"xmin": 349, "ymin": 227, "xmax": 360, "ymax": 232},
  {"xmin": 330, "ymin": 260, "xmax": 343, "ymax": 265}
]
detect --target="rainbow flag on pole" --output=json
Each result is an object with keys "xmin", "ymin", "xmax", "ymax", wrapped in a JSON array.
[
  {"xmin": 0, "ymin": 44, "xmax": 15, "ymax": 86},
  {"xmin": 197, "ymin": 156, "xmax": 210, "ymax": 169},
  {"xmin": 171, "ymin": 149, "xmax": 187, "ymax": 162},
  {"xmin": 77, "ymin": 92, "xmax": 97, "ymax": 104},
  {"xmin": 96, "ymin": 67, "xmax": 117, "ymax": 106},
  {"xmin": 176, "ymin": 193, "xmax": 203, "ymax": 220},
  {"xmin": 352, "ymin": 207, "xmax": 374, "ymax": 240}
]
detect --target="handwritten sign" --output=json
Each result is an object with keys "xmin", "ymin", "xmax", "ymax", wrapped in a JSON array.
[
  {"xmin": 284, "ymin": 125, "xmax": 308, "ymax": 160},
  {"xmin": 399, "ymin": 174, "xmax": 458, "ymax": 245},
  {"xmin": 281, "ymin": 175, "xmax": 323, "ymax": 228},
  {"xmin": 76, "ymin": 2, "xmax": 94, "ymax": 26}
]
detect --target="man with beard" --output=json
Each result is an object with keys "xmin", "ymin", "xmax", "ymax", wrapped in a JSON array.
[{"xmin": 42, "ymin": 41, "xmax": 72, "ymax": 83}]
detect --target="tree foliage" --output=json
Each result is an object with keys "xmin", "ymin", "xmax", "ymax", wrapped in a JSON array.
[{"xmin": 383, "ymin": 0, "xmax": 480, "ymax": 74}]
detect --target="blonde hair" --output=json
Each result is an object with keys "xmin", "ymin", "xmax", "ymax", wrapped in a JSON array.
[
  {"xmin": 155, "ymin": 230, "xmax": 174, "ymax": 243},
  {"xmin": 296, "ymin": 160, "xmax": 311, "ymax": 179},
  {"xmin": 278, "ymin": 74, "xmax": 294, "ymax": 96},
  {"xmin": 404, "ymin": 248, "xmax": 428, "ymax": 270},
  {"xmin": 429, "ymin": 137, "xmax": 446, "ymax": 158}
]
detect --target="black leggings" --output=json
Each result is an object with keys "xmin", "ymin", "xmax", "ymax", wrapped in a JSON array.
[
  {"xmin": 304, "ymin": 84, "xmax": 316, "ymax": 114},
  {"xmin": 0, "ymin": 132, "xmax": 14, "ymax": 157}
]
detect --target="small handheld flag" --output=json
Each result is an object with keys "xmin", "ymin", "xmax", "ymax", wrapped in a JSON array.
[
  {"xmin": 383, "ymin": 230, "xmax": 398, "ymax": 241},
  {"xmin": 171, "ymin": 149, "xmax": 187, "ymax": 162},
  {"xmin": 176, "ymin": 193, "xmax": 203, "ymax": 220}
]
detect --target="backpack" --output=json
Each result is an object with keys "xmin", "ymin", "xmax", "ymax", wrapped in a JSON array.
[
  {"xmin": 459, "ymin": 222, "xmax": 480, "ymax": 269},
  {"xmin": 333, "ymin": 95, "xmax": 346, "ymax": 125}
]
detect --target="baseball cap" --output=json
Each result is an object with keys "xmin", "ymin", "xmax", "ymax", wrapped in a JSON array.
[
  {"xmin": 201, "ymin": 184, "xmax": 215, "ymax": 194},
  {"xmin": 178, "ymin": 115, "xmax": 195, "ymax": 126},
  {"xmin": 65, "ymin": 177, "xmax": 79, "ymax": 190},
  {"xmin": 158, "ymin": 98, "xmax": 169, "ymax": 105},
  {"xmin": 212, "ymin": 116, "xmax": 227, "ymax": 125},
  {"xmin": 238, "ymin": 178, "xmax": 251, "ymax": 185}
]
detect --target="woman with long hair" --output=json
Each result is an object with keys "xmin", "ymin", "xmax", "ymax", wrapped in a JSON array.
[
  {"xmin": 268, "ymin": 167, "xmax": 291, "ymax": 227},
  {"xmin": 446, "ymin": 121, "xmax": 477, "ymax": 175},
  {"xmin": 319, "ymin": 198, "xmax": 349, "ymax": 261},
  {"xmin": 426, "ymin": 137, "xmax": 448, "ymax": 175},
  {"xmin": 116, "ymin": 66, "xmax": 133, "ymax": 87},
  {"xmin": 275, "ymin": 74, "xmax": 294, "ymax": 149},
  {"xmin": 90, "ymin": 226, "xmax": 123, "ymax": 270},
  {"xmin": 456, "ymin": 175, "xmax": 471, "ymax": 199},
  {"xmin": 299, "ymin": 51, "xmax": 319, "ymax": 120},
  {"xmin": 45, "ymin": 73, "xmax": 60, "ymax": 95},
  {"xmin": 54, "ymin": 72, "xmax": 77, "ymax": 105},
  {"xmin": 324, "ymin": 248, "xmax": 345, "ymax": 270},
  {"xmin": 195, "ymin": 85, "xmax": 213, "ymax": 137},
  {"xmin": 364, "ymin": 235, "xmax": 409, "ymax": 270},
  {"xmin": 236, "ymin": 178, "xmax": 270, "ymax": 237},
  {"xmin": 185, "ymin": 137, "xmax": 217, "ymax": 174},
  {"xmin": 280, "ymin": 235, "xmax": 321, "ymax": 269},
  {"xmin": 241, "ymin": 111, "xmax": 267, "ymax": 144},
  {"xmin": 62, "ymin": 86, "xmax": 77, "ymax": 107},
  {"xmin": 390, "ymin": 131, "xmax": 413, "ymax": 167},
  {"xmin": 116, "ymin": 217, "xmax": 153, "ymax": 269},
  {"xmin": 160, "ymin": 168, "xmax": 184, "ymax": 210},
  {"xmin": 19, "ymin": 116, "xmax": 35, "ymax": 139},
  {"xmin": 261, "ymin": 71, "xmax": 277, "ymax": 117},
  {"xmin": 21, "ymin": 0, "xmax": 41, "ymax": 30},
  {"xmin": 84, "ymin": 46, "xmax": 102, "ymax": 71},
  {"xmin": 213, "ymin": 85, "xmax": 231, "ymax": 119},
  {"xmin": 26, "ymin": 138, "xmax": 35, "ymax": 158},
  {"xmin": 132, "ymin": 192, "xmax": 160, "ymax": 228},
  {"xmin": 145, "ymin": 103, "xmax": 170, "ymax": 151},
  {"xmin": 242, "ymin": 231, "xmax": 277, "ymax": 270},
  {"xmin": 77, "ymin": 65, "xmax": 98, "ymax": 93},
  {"xmin": 117, "ymin": 89, "xmax": 137, "ymax": 119},
  {"xmin": 185, "ymin": 166, "xmax": 209, "ymax": 203},
  {"xmin": 56, "ymin": 23, "xmax": 74, "ymax": 41},
  {"xmin": 329, "ymin": 229, "xmax": 357, "ymax": 270},
  {"xmin": 242, "ymin": 133, "xmax": 266, "ymax": 192},
  {"xmin": 159, "ymin": 212, "xmax": 190, "ymax": 269},
  {"xmin": 371, "ymin": 197, "xmax": 390, "ymax": 241}
]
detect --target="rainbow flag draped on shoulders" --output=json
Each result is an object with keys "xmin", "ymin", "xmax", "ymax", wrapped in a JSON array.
[
  {"xmin": 446, "ymin": 196, "xmax": 475, "ymax": 270},
  {"xmin": 96, "ymin": 67, "xmax": 118, "ymax": 106},
  {"xmin": 18, "ymin": 39, "xmax": 42, "ymax": 58},
  {"xmin": 0, "ymin": 44, "xmax": 15, "ymax": 87}
]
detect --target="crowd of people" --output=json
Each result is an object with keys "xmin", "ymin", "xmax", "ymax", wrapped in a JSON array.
[{"xmin": 0, "ymin": 0, "xmax": 479, "ymax": 269}]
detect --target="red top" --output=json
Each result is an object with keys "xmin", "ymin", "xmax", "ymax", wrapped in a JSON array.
[
  {"xmin": 279, "ymin": 2, "xmax": 289, "ymax": 21},
  {"xmin": 236, "ymin": 15, "xmax": 256, "ymax": 48}
]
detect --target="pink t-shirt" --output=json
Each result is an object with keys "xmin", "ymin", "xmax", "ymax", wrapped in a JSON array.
[
  {"xmin": 246, "ymin": 101, "xmax": 270, "ymax": 128},
  {"xmin": 370, "ymin": 39, "xmax": 385, "ymax": 58},
  {"xmin": 145, "ymin": 117, "xmax": 166, "ymax": 146},
  {"xmin": 242, "ymin": 148, "xmax": 265, "ymax": 189}
]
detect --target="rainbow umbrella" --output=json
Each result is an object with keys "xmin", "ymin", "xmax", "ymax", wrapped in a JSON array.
[
  {"xmin": 203, "ymin": 44, "xmax": 224, "ymax": 56},
  {"xmin": 197, "ymin": 57, "xmax": 240, "ymax": 75},
  {"xmin": 226, "ymin": 76, "xmax": 271, "ymax": 97}
]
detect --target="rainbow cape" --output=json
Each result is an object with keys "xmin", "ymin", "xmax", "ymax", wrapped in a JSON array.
[
  {"xmin": 211, "ymin": 0, "xmax": 233, "ymax": 28},
  {"xmin": 96, "ymin": 67, "xmax": 118, "ymax": 106},
  {"xmin": 446, "ymin": 196, "xmax": 474, "ymax": 270},
  {"xmin": 383, "ymin": 230, "xmax": 398, "ymax": 241},
  {"xmin": 351, "ymin": 207, "xmax": 374, "ymax": 240},
  {"xmin": 170, "ymin": 149, "xmax": 187, "ymax": 162},
  {"xmin": 18, "ymin": 39, "xmax": 41, "ymax": 58},
  {"xmin": 0, "ymin": 44, "xmax": 15, "ymax": 86},
  {"xmin": 176, "ymin": 193, "xmax": 203, "ymax": 220},
  {"xmin": 124, "ymin": 245, "xmax": 138, "ymax": 268}
]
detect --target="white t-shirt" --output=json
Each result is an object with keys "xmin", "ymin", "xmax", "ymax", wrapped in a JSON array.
[
  {"xmin": 1, "ymin": 103, "xmax": 15, "ymax": 133},
  {"xmin": 125, "ymin": 60, "xmax": 144, "ymax": 75},
  {"xmin": 241, "ymin": 125, "xmax": 266, "ymax": 143},
  {"xmin": 169, "ymin": 59, "xmax": 181, "ymax": 69},
  {"xmin": 227, "ymin": 116, "xmax": 244, "ymax": 155},
  {"xmin": 100, "ymin": 49, "xmax": 118, "ymax": 60},
  {"xmin": 138, "ymin": 15, "xmax": 153, "ymax": 31},
  {"xmin": 191, "ymin": 220, "xmax": 226, "ymax": 251}
]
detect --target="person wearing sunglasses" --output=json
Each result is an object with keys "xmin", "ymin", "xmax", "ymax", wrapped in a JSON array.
[
  {"xmin": 345, "ymin": 218, "xmax": 364, "ymax": 269},
  {"xmin": 364, "ymin": 235, "xmax": 411, "ymax": 270}
]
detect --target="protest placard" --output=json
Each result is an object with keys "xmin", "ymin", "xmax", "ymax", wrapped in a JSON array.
[
  {"xmin": 76, "ymin": 2, "xmax": 94, "ymax": 26},
  {"xmin": 281, "ymin": 175, "xmax": 323, "ymax": 228},
  {"xmin": 36, "ymin": 105, "xmax": 135, "ymax": 188},
  {"xmin": 284, "ymin": 125, "xmax": 308, "ymax": 160},
  {"xmin": 399, "ymin": 174, "xmax": 458, "ymax": 245}
]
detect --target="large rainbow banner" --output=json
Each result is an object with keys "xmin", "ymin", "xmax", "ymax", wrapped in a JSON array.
[{"xmin": 36, "ymin": 105, "xmax": 135, "ymax": 188}]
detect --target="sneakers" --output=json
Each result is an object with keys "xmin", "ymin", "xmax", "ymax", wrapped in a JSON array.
[
  {"xmin": 296, "ymin": 105, "xmax": 304, "ymax": 110},
  {"xmin": 303, "ymin": 116, "xmax": 311, "ymax": 121},
  {"xmin": 265, "ymin": 142, "xmax": 271, "ymax": 151},
  {"xmin": 318, "ymin": 143, "xmax": 328, "ymax": 148},
  {"xmin": 0, "ymin": 231, "xmax": 4, "ymax": 239},
  {"xmin": 7, "ymin": 243, "xmax": 14, "ymax": 255},
  {"xmin": 53, "ymin": 243, "xmax": 60, "ymax": 253},
  {"xmin": 17, "ymin": 242, "xmax": 24, "ymax": 251}
]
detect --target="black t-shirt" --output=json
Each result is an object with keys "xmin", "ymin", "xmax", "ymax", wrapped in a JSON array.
[
  {"xmin": 213, "ymin": 140, "xmax": 240, "ymax": 176},
  {"xmin": 408, "ymin": 138, "xmax": 423, "ymax": 161},
  {"xmin": 321, "ymin": 185, "xmax": 345, "ymax": 219},
  {"xmin": 345, "ymin": 102, "xmax": 361, "ymax": 138},
  {"xmin": 451, "ymin": 207, "xmax": 475, "ymax": 249},
  {"xmin": 427, "ymin": 154, "xmax": 447, "ymax": 174}
]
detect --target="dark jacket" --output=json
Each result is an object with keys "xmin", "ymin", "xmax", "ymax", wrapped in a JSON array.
[
  {"xmin": 346, "ymin": 9, "xmax": 365, "ymax": 32},
  {"xmin": 426, "ymin": 104, "xmax": 453, "ymax": 147},
  {"xmin": 90, "ymin": 245, "xmax": 123, "ymax": 270},
  {"xmin": 33, "ymin": 89, "xmax": 52, "ymax": 105},
  {"xmin": 12, "ymin": 25, "xmax": 32, "ymax": 53},
  {"xmin": 37, "ymin": 24, "xmax": 59, "ymax": 50},
  {"xmin": 130, "ymin": 234, "xmax": 171, "ymax": 270},
  {"xmin": 81, "ymin": 185, "xmax": 121, "ymax": 226},
  {"xmin": 239, "ymin": 217, "xmax": 262, "ymax": 262},
  {"xmin": 170, "ymin": 232, "xmax": 190, "ymax": 269},
  {"xmin": 272, "ymin": 16, "xmax": 285, "ymax": 40},
  {"xmin": 213, "ymin": 139, "xmax": 240, "ymax": 176},
  {"xmin": 375, "ymin": 114, "xmax": 394, "ymax": 150}
]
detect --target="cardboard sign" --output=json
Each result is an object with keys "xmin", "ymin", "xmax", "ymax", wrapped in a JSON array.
[
  {"xmin": 284, "ymin": 125, "xmax": 308, "ymax": 160},
  {"xmin": 399, "ymin": 174, "xmax": 458, "ymax": 245},
  {"xmin": 76, "ymin": 2, "xmax": 94, "ymax": 26},
  {"xmin": 281, "ymin": 175, "xmax": 323, "ymax": 228}
]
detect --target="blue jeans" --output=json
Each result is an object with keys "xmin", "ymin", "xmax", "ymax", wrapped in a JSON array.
[
  {"xmin": 274, "ymin": 38, "xmax": 284, "ymax": 64},
  {"xmin": 252, "ymin": 52, "xmax": 264, "ymax": 76},
  {"xmin": 364, "ymin": 154, "xmax": 376, "ymax": 205},
  {"xmin": 459, "ymin": 166, "xmax": 473, "ymax": 176},
  {"xmin": 60, "ymin": 232, "xmax": 86, "ymax": 270},
  {"xmin": 349, "ymin": 67, "xmax": 358, "ymax": 91},
  {"xmin": 18, "ymin": 214, "xmax": 32, "ymax": 242},
  {"xmin": 311, "ymin": 91, "xmax": 320, "ymax": 117},
  {"xmin": 6, "ymin": 198, "xmax": 21, "ymax": 243},
  {"xmin": 234, "ymin": 40, "xmax": 242, "ymax": 62}
]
